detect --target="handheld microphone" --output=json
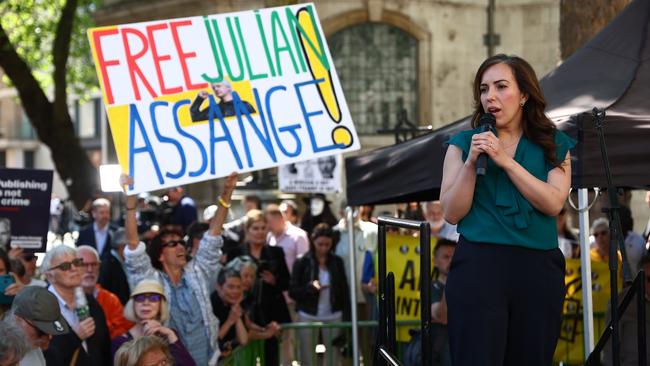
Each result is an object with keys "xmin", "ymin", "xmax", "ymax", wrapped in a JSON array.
[{"xmin": 476, "ymin": 113, "xmax": 496, "ymax": 176}]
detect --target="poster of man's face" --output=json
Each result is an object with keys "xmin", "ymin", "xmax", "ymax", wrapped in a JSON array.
[
  {"xmin": 317, "ymin": 156, "xmax": 337, "ymax": 179},
  {"xmin": 0, "ymin": 218, "xmax": 11, "ymax": 250}
]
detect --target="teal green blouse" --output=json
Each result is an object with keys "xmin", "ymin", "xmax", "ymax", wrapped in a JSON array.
[{"xmin": 448, "ymin": 129, "xmax": 577, "ymax": 250}]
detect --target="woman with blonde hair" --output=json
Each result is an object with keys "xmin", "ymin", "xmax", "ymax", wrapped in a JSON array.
[
  {"xmin": 114, "ymin": 335, "xmax": 173, "ymax": 366},
  {"xmin": 111, "ymin": 279, "xmax": 195, "ymax": 365}
]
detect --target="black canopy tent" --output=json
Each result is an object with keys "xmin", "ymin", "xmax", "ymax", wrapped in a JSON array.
[{"xmin": 346, "ymin": 0, "xmax": 650, "ymax": 206}]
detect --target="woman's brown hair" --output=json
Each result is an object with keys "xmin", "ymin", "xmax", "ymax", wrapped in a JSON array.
[{"xmin": 471, "ymin": 54, "xmax": 561, "ymax": 168}]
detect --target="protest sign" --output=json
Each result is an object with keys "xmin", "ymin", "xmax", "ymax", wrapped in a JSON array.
[
  {"xmin": 88, "ymin": 3, "xmax": 360, "ymax": 194},
  {"xmin": 553, "ymin": 259, "xmax": 620, "ymax": 364},
  {"xmin": 382, "ymin": 233, "xmax": 438, "ymax": 342},
  {"xmin": 278, "ymin": 155, "xmax": 341, "ymax": 193},
  {"xmin": 0, "ymin": 169, "xmax": 53, "ymax": 252}
]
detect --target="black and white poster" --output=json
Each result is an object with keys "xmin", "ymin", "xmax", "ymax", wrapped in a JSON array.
[
  {"xmin": 0, "ymin": 168, "xmax": 53, "ymax": 252},
  {"xmin": 279, "ymin": 155, "xmax": 342, "ymax": 193}
]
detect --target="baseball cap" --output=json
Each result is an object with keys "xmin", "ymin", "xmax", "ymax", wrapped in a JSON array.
[{"xmin": 13, "ymin": 287, "xmax": 69, "ymax": 335}]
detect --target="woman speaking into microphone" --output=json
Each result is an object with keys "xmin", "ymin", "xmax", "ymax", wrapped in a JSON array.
[{"xmin": 440, "ymin": 54, "xmax": 576, "ymax": 366}]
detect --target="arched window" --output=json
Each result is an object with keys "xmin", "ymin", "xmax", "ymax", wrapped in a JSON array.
[{"xmin": 329, "ymin": 23, "xmax": 418, "ymax": 135}]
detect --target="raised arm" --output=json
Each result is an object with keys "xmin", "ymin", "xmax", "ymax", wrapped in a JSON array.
[
  {"xmin": 121, "ymin": 174, "xmax": 139, "ymax": 250},
  {"xmin": 120, "ymin": 174, "xmax": 157, "ymax": 287},
  {"xmin": 209, "ymin": 172, "xmax": 238, "ymax": 236}
]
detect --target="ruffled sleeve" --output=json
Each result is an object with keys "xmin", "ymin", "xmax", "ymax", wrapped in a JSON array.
[
  {"xmin": 546, "ymin": 130, "xmax": 577, "ymax": 171},
  {"xmin": 447, "ymin": 130, "xmax": 477, "ymax": 161}
]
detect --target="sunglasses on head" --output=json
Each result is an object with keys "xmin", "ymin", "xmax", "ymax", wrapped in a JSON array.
[
  {"xmin": 49, "ymin": 258, "xmax": 84, "ymax": 272},
  {"xmin": 593, "ymin": 231, "xmax": 609, "ymax": 238},
  {"xmin": 134, "ymin": 293, "xmax": 162, "ymax": 303},
  {"xmin": 162, "ymin": 240, "xmax": 184, "ymax": 248}
]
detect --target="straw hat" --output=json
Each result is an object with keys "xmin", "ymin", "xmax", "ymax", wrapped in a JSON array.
[{"xmin": 123, "ymin": 279, "xmax": 168, "ymax": 323}]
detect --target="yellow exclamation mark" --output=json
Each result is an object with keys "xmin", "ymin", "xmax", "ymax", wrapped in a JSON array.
[{"xmin": 296, "ymin": 7, "xmax": 354, "ymax": 148}]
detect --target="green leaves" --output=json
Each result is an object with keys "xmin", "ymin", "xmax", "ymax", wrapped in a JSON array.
[{"xmin": 0, "ymin": 0, "xmax": 100, "ymax": 100}]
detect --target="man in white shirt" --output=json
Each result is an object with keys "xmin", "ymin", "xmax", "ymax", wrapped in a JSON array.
[
  {"xmin": 3, "ymin": 286, "xmax": 70, "ymax": 366},
  {"xmin": 266, "ymin": 204, "xmax": 309, "ymax": 273}
]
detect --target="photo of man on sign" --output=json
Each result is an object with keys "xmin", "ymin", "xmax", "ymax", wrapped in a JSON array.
[{"xmin": 190, "ymin": 80, "xmax": 256, "ymax": 121}]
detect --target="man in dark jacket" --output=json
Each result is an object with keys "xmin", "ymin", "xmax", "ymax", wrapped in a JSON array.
[
  {"xmin": 76, "ymin": 198, "xmax": 113, "ymax": 259},
  {"xmin": 189, "ymin": 80, "xmax": 256, "ymax": 121},
  {"xmin": 97, "ymin": 228, "xmax": 130, "ymax": 305}
]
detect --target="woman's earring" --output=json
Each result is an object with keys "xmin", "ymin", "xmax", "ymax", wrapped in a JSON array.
[{"xmin": 520, "ymin": 100, "xmax": 525, "ymax": 107}]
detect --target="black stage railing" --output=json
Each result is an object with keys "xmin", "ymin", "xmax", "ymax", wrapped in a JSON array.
[{"xmin": 377, "ymin": 216, "xmax": 432, "ymax": 365}]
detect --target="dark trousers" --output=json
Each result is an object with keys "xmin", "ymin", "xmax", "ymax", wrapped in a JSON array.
[{"xmin": 445, "ymin": 236, "xmax": 566, "ymax": 366}]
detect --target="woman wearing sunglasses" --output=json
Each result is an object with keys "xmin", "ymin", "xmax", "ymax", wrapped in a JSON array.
[{"xmin": 111, "ymin": 279, "xmax": 195, "ymax": 365}]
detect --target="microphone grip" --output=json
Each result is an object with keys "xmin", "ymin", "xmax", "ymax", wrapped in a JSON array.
[
  {"xmin": 475, "ymin": 120, "xmax": 493, "ymax": 176},
  {"xmin": 476, "ymin": 153, "xmax": 488, "ymax": 176}
]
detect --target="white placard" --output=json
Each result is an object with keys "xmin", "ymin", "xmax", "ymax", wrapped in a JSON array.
[{"xmin": 88, "ymin": 3, "xmax": 359, "ymax": 194}]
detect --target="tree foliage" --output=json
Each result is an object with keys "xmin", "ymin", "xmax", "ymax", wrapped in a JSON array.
[
  {"xmin": 0, "ymin": 0, "xmax": 101, "ymax": 208},
  {"xmin": 0, "ymin": 0, "xmax": 99, "ymax": 98}
]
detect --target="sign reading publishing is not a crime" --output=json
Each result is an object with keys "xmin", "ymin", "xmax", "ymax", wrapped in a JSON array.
[
  {"xmin": 87, "ymin": 3, "xmax": 360, "ymax": 194},
  {"xmin": 0, "ymin": 168, "xmax": 53, "ymax": 252}
]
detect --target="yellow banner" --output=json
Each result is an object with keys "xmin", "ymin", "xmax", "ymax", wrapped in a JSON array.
[
  {"xmin": 384, "ymin": 233, "xmax": 437, "ymax": 342},
  {"xmin": 554, "ymin": 259, "xmax": 620, "ymax": 364}
]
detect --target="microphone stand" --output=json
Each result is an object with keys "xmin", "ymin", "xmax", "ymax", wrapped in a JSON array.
[{"xmin": 592, "ymin": 107, "xmax": 633, "ymax": 366}]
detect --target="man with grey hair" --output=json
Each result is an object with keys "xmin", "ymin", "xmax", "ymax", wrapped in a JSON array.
[
  {"xmin": 78, "ymin": 245, "xmax": 133, "ymax": 339},
  {"xmin": 3, "ymin": 286, "xmax": 69, "ymax": 366},
  {"xmin": 41, "ymin": 245, "xmax": 110, "ymax": 365},
  {"xmin": 423, "ymin": 201, "xmax": 459, "ymax": 241},
  {"xmin": 590, "ymin": 217, "xmax": 622, "ymax": 273},
  {"xmin": 190, "ymin": 80, "xmax": 256, "ymax": 121},
  {"xmin": 77, "ymin": 198, "xmax": 113, "ymax": 259},
  {"xmin": 0, "ymin": 321, "xmax": 30, "ymax": 365},
  {"xmin": 98, "ymin": 228, "xmax": 131, "ymax": 304}
]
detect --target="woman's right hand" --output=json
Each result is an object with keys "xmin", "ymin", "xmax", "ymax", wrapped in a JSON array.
[{"xmin": 467, "ymin": 132, "xmax": 491, "ymax": 166}]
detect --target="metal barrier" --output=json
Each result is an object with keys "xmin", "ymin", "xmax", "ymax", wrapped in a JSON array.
[
  {"xmin": 217, "ymin": 339, "xmax": 265, "ymax": 366},
  {"xmin": 277, "ymin": 320, "xmax": 419, "ymax": 366},
  {"xmin": 217, "ymin": 315, "xmax": 610, "ymax": 365}
]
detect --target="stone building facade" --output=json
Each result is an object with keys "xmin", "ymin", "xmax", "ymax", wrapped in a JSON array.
[{"xmin": 1, "ymin": 0, "xmax": 561, "ymax": 203}]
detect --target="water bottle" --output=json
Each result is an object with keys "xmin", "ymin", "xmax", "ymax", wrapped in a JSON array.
[{"xmin": 74, "ymin": 287, "xmax": 90, "ymax": 320}]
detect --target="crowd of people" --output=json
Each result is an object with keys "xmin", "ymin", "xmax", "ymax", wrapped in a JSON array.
[{"xmin": 1, "ymin": 169, "xmax": 650, "ymax": 365}]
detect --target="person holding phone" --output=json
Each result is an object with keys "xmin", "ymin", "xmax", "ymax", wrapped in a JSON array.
[
  {"xmin": 289, "ymin": 223, "xmax": 350, "ymax": 365},
  {"xmin": 111, "ymin": 279, "xmax": 195, "ymax": 365}
]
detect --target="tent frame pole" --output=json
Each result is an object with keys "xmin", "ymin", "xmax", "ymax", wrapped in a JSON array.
[
  {"xmin": 578, "ymin": 188, "xmax": 595, "ymax": 359},
  {"xmin": 346, "ymin": 207, "xmax": 360, "ymax": 366}
]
